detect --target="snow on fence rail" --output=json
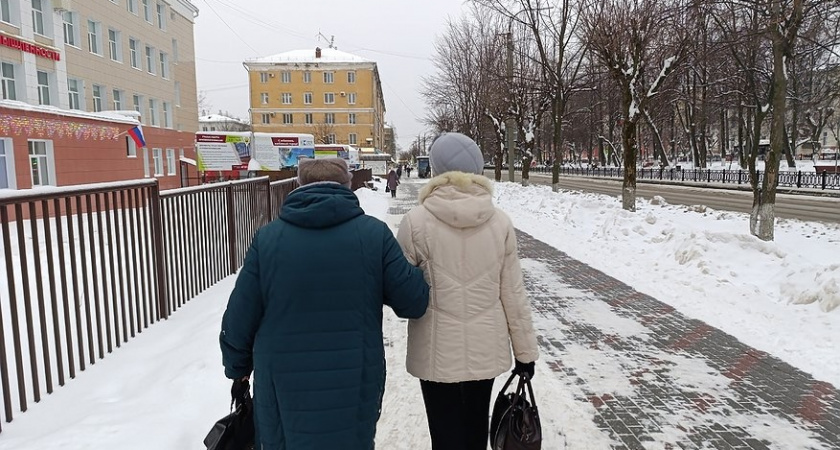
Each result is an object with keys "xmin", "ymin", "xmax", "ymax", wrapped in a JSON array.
[
  {"xmin": 530, "ymin": 166, "xmax": 840, "ymax": 190},
  {"xmin": 0, "ymin": 176, "xmax": 300, "ymax": 430}
]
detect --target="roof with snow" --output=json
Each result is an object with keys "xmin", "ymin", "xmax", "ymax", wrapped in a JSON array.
[
  {"xmin": 247, "ymin": 48, "xmax": 372, "ymax": 64},
  {"xmin": 199, "ymin": 114, "xmax": 246, "ymax": 124},
  {"xmin": 0, "ymin": 100, "xmax": 140, "ymax": 125}
]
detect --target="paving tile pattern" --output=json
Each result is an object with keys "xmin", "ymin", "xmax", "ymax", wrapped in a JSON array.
[{"xmin": 518, "ymin": 231, "xmax": 840, "ymax": 450}]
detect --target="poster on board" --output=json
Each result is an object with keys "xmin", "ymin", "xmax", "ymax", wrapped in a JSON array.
[{"xmin": 195, "ymin": 133, "xmax": 251, "ymax": 171}]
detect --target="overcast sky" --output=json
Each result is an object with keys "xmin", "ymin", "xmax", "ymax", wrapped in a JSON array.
[{"xmin": 193, "ymin": 0, "xmax": 470, "ymax": 151}]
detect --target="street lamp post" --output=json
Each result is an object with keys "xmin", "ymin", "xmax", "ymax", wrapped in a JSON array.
[{"xmin": 505, "ymin": 30, "xmax": 516, "ymax": 182}]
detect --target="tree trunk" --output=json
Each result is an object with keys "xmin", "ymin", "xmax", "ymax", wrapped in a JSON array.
[
  {"xmin": 758, "ymin": 33, "xmax": 789, "ymax": 241},
  {"xmin": 551, "ymin": 98, "xmax": 565, "ymax": 192},
  {"xmin": 622, "ymin": 117, "xmax": 638, "ymax": 211}
]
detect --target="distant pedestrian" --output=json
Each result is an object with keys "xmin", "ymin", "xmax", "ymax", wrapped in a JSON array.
[
  {"xmin": 220, "ymin": 157, "xmax": 429, "ymax": 449},
  {"xmin": 396, "ymin": 132, "xmax": 539, "ymax": 450},
  {"xmin": 387, "ymin": 167, "xmax": 400, "ymax": 198},
  {"xmin": 406, "ymin": 165, "xmax": 412, "ymax": 178},
  {"xmin": 397, "ymin": 165, "xmax": 403, "ymax": 179}
]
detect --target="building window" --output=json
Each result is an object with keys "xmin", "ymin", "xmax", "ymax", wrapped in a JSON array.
[
  {"xmin": 281, "ymin": 71, "xmax": 291, "ymax": 83},
  {"xmin": 348, "ymin": 133, "xmax": 357, "ymax": 145},
  {"xmin": 67, "ymin": 79, "xmax": 82, "ymax": 109},
  {"xmin": 327, "ymin": 134, "xmax": 336, "ymax": 144},
  {"xmin": 126, "ymin": 136, "xmax": 137, "ymax": 157},
  {"xmin": 148, "ymin": 99, "xmax": 159, "ymax": 126},
  {"xmin": 127, "ymin": 0, "xmax": 138, "ymax": 14},
  {"xmin": 282, "ymin": 113, "xmax": 293, "ymax": 124},
  {"xmin": 62, "ymin": 11, "xmax": 79, "ymax": 47},
  {"xmin": 142, "ymin": 148, "xmax": 150, "ymax": 177},
  {"xmin": 0, "ymin": 138, "xmax": 15, "ymax": 189},
  {"xmin": 163, "ymin": 102, "xmax": 172, "ymax": 128},
  {"xmin": 174, "ymin": 81, "xmax": 181, "ymax": 107},
  {"xmin": 92, "ymin": 84, "xmax": 104, "ymax": 112},
  {"xmin": 305, "ymin": 113, "xmax": 313, "ymax": 124},
  {"xmin": 133, "ymin": 94, "xmax": 142, "ymax": 114},
  {"xmin": 31, "ymin": 0, "xmax": 45, "ymax": 35},
  {"xmin": 142, "ymin": 0, "xmax": 152, "ymax": 22},
  {"xmin": 0, "ymin": 0, "xmax": 12, "ymax": 24},
  {"xmin": 108, "ymin": 29, "xmax": 122, "ymax": 62},
  {"xmin": 348, "ymin": 113, "xmax": 356, "ymax": 124},
  {"xmin": 260, "ymin": 72, "xmax": 268, "ymax": 83},
  {"xmin": 171, "ymin": 38, "xmax": 179, "ymax": 63},
  {"xmin": 261, "ymin": 113, "xmax": 270, "ymax": 124},
  {"xmin": 325, "ymin": 113, "xmax": 335, "ymax": 124},
  {"xmin": 112, "ymin": 89, "xmax": 123, "ymax": 110},
  {"xmin": 303, "ymin": 71, "xmax": 311, "ymax": 83},
  {"xmin": 156, "ymin": 3, "xmax": 166, "ymax": 30},
  {"xmin": 260, "ymin": 92, "xmax": 269, "ymax": 104},
  {"xmin": 28, "ymin": 140, "xmax": 54, "ymax": 186},
  {"xmin": 1, "ymin": 62, "xmax": 16, "ymax": 101},
  {"xmin": 282, "ymin": 93, "xmax": 292, "ymax": 104},
  {"xmin": 129, "ymin": 38, "xmax": 140, "ymax": 69},
  {"xmin": 348, "ymin": 93, "xmax": 357, "ymax": 105},
  {"xmin": 159, "ymin": 52, "xmax": 169, "ymax": 78},
  {"xmin": 347, "ymin": 71, "xmax": 356, "ymax": 84},
  {"xmin": 323, "ymin": 72, "xmax": 334, "ymax": 84},
  {"xmin": 153, "ymin": 148, "xmax": 163, "ymax": 176},
  {"xmin": 37, "ymin": 70, "xmax": 51, "ymax": 106},
  {"xmin": 324, "ymin": 93, "xmax": 335, "ymax": 104},
  {"xmin": 88, "ymin": 20, "xmax": 102, "ymax": 55},
  {"xmin": 166, "ymin": 148, "xmax": 175, "ymax": 175},
  {"xmin": 145, "ymin": 46, "xmax": 155, "ymax": 75}
]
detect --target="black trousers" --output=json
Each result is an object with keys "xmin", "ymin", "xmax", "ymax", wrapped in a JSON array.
[
  {"xmin": 420, "ymin": 378, "xmax": 495, "ymax": 450},
  {"xmin": 390, "ymin": 188, "xmax": 397, "ymax": 198}
]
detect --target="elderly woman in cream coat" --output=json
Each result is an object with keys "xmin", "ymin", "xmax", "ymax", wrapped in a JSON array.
[{"xmin": 397, "ymin": 132, "xmax": 539, "ymax": 450}]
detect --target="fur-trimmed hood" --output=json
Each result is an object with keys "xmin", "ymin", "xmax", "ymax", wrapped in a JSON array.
[{"xmin": 419, "ymin": 171, "xmax": 495, "ymax": 229}]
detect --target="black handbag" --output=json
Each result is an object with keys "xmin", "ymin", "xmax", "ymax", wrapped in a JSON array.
[
  {"xmin": 204, "ymin": 380, "xmax": 256, "ymax": 450},
  {"xmin": 490, "ymin": 373, "xmax": 542, "ymax": 450}
]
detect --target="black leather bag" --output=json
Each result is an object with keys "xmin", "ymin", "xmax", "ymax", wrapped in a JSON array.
[
  {"xmin": 490, "ymin": 373, "xmax": 542, "ymax": 450},
  {"xmin": 204, "ymin": 381, "xmax": 256, "ymax": 450}
]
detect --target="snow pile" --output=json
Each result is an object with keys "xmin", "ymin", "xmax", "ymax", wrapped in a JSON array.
[{"xmin": 493, "ymin": 181, "xmax": 840, "ymax": 386}]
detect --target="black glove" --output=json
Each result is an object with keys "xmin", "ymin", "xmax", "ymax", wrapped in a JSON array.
[
  {"xmin": 513, "ymin": 360, "xmax": 535, "ymax": 380},
  {"xmin": 231, "ymin": 378, "xmax": 250, "ymax": 404}
]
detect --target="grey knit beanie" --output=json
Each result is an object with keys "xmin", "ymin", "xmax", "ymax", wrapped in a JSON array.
[
  {"xmin": 297, "ymin": 157, "xmax": 353, "ymax": 188},
  {"xmin": 429, "ymin": 132, "xmax": 484, "ymax": 175}
]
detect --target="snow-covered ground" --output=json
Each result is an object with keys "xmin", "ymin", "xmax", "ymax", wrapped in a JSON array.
[
  {"xmin": 0, "ymin": 177, "xmax": 837, "ymax": 449},
  {"xmin": 492, "ymin": 180, "xmax": 840, "ymax": 387}
]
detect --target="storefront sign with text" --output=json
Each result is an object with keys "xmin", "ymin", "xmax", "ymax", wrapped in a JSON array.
[{"xmin": 0, "ymin": 34, "xmax": 61, "ymax": 61}]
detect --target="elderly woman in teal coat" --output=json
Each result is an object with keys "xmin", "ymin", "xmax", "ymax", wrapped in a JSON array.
[{"xmin": 220, "ymin": 158, "xmax": 429, "ymax": 449}]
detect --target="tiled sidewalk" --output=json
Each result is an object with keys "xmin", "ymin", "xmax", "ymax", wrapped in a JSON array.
[{"xmin": 391, "ymin": 179, "xmax": 839, "ymax": 450}]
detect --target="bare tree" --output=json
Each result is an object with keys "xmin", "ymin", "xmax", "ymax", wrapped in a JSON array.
[
  {"xmin": 582, "ymin": 0, "xmax": 691, "ymax": 211},
  {"xmin": 313, "ymin": 120, "xmax": 336, "ymax": 145},
  {"xmin": 474, "ymin": 0, "xmax": 590, "ymax": 191}
]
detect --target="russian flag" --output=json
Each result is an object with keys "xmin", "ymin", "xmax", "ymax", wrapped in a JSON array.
[{"xmin": 128, "ymin": 125, "xmax": 146, "ymax": 148}]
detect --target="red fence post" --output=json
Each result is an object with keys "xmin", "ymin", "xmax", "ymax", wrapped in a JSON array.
[
  {"xmin": 148, "ymin": 182, "xmax": 169, "ymax": 320},
  {"xmin": 226, "ymin": 183, "xmax": 238, "ymax": 274}
]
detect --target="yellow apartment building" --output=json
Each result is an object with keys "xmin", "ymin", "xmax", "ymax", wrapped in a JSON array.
[{"xmin": 243, "ymin": 47, "xmax": 386, "ymax": 149}]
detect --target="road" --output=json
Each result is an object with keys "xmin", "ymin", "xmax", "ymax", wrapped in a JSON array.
[{"xmin": 485, "ymin": 170, "xmax": 840, "ymax": 224}]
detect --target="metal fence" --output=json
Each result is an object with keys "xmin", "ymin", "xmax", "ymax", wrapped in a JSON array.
[
  {"xmin": 0, "ymin": 176, "xmax": 304, "ymax": 429},
  {"xmin": 529, "ymin": 166, "xmax": 840, "ymax": 190}
]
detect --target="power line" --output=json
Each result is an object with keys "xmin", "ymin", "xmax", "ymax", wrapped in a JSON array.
[
  {"xmin": 202, "ymin": 83, "xmax": 249, "ymax": 92},
  {"xmin": 382, "ymin": 80, "xmax": 422, "ymax": 122},
  {"xmin": 201, "ymin": 0, "xmax": 260, "ymax": 55}
]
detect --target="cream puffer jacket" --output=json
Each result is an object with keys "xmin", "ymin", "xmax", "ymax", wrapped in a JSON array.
[{"xmin": 396, "ymin": 172, "xmax": 539, "ymax": 383}]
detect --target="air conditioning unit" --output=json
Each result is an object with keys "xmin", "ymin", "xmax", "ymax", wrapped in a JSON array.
[
  {"xmin": 340, "ymin": 92, "xmax": 346, "ymax": 97},
  {"xmin": 53, "ymin": 0, "xmax": 72, "ymax": 12}
]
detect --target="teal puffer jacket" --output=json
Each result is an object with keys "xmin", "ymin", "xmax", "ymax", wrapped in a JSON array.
[{"xmin": 220, "ymin": 182, "xmax": 429, "ymax": 450}]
